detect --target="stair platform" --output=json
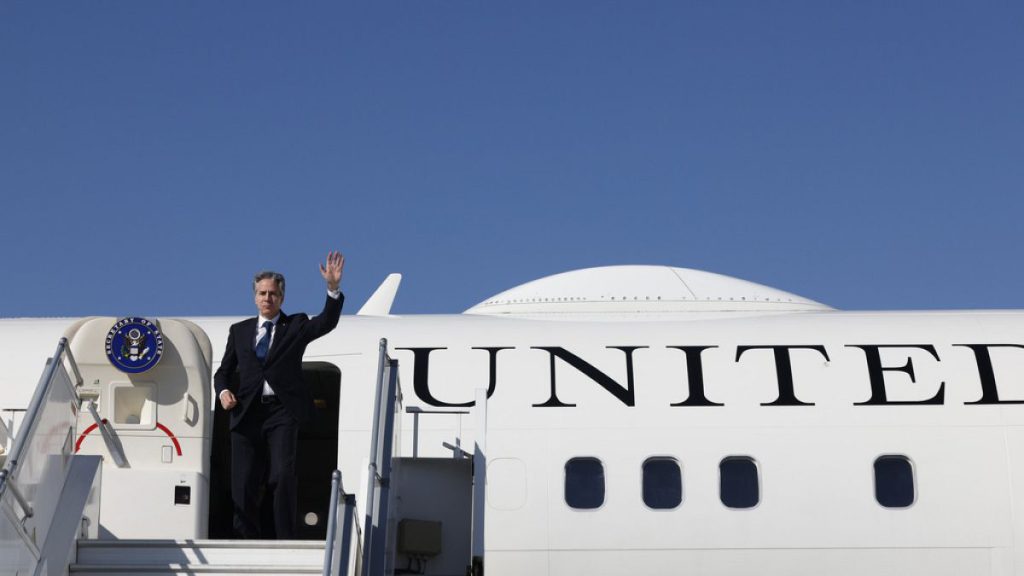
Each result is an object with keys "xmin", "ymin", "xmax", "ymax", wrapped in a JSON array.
[{"xmin": 73, "ymin": 539, "xmax": 325, "ymax": 576}]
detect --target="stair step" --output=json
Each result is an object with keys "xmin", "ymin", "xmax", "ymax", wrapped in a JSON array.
[
  {"xmin": 69, "ymin": 565, "xmax": 320, "ymax": 576},
  {"xmin": 75, "ymin": 539, "xmax": 325, "ymax": 569}
]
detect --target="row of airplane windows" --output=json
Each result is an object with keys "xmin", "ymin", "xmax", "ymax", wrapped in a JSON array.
[{"xmin": 564, "ymin": 455, "xmax": 915, "ymax": 510}]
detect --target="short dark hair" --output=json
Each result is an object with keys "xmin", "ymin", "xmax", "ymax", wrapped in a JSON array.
[{"xmin": 253, "ymin": 271, "xmax": 285, "ymax": 296}]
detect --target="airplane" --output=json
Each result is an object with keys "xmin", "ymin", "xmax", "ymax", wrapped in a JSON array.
[{"xmin": 2, "ymin": 264, "xmax": 1023, "ymax": 576}]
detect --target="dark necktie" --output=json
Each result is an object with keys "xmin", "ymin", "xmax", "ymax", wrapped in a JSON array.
[{"xmin": 255, "ymin": 320, "xmax": 272, "ymax": 364}]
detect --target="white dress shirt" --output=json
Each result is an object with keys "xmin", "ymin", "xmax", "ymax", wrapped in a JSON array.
[{"xmin": 254, "ymin": 313, "xmax": 281, "ymax": 396}]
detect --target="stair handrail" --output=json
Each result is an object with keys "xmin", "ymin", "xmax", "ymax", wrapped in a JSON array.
[
  {"xmin": 84, "ymin": 400, "xmax": 129, "ymax": 468},
  {"xmin": 361, "ymin": 338, "xmax": 402, "ymax": 576},
  {"xmin": 323, "ymin": 470, "xmax": 344, "ymax": 576},
  {"xmin": 323, "ymin": 470, "xmax": 362, "ymax": 576},
  {"xmin": 0, "ymin": 337, "xmax": 82, "ymax": 507},
  {"xmin": 0, "ymin": 337, "xmax": 83, "ymax": 571}
]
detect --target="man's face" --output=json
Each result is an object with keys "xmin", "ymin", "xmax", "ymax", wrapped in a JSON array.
[{"xmin": 254, "ymin": 278, "xmax": 284, "ymax": 318}]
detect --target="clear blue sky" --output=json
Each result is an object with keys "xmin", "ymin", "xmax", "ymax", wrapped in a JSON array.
[{"xmin": 2, "ymin": 2, "xmax": 1021, "ymax": 317}]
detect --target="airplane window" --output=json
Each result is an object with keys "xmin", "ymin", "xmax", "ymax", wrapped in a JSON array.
[
  {"xmin": 565, "ymin": 457, "xmax": 605, "ymax": 509},
  {"xmin": 874, "ymin": 455, "xmax": 915, "ymax": 508},
  {"xmin": 719, "ymin": 456, "xmax": 759, "ymax": 509},
  {"xmin": 642, "ymin": 457, "xmax": 682, "ymax": 509}
]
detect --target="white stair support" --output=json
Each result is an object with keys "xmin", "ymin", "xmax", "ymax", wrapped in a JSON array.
[{"xmin": 37, "ymin": 456, "xmax": 101, "ymax": 576}]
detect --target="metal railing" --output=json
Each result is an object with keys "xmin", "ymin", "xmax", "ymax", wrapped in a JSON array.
[
  {"xmin": 0, "ymin": 337, "xmax": 83, "ymax": 562},
  {"xmin": 0, "ymin": 338, "xmax": 82, "ymax": 485},
  {"xmin": 470, "ymin": 388, "xmax": 488, "ymax": 575},
  {"xmin": 361, "ymin": 339, "xmax": 402, "ymax": 576},
  {"xmin": 0, "ymin": 338, "xmax": 82, "ymax": 506},
  {"xmin": 323, "ymin": 470, "xmax": 360, "ymax": 576},
  {"xmin": 339, "ymin": 339, "xmax": 490, "ymax": 576},
  {"xmin": 84, "ymin": 400, "xmax": 128, "ymax": 468}
]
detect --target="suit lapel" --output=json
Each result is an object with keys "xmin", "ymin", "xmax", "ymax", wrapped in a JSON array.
[
  {"xmin": 240, "ymin": 318, "xmax": 259, "ymax": 362},
  {"xmin": 265, "ymin": 311, "xmax": 288, "ymax": 365}
]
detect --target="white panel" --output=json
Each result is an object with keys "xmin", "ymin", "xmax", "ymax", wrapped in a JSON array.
[
  {"xmin": 391, "ymin": 458, "xmax": 472, "ymax": 576},
  {"xmin": 1004, "ymin": 427, "xmax": 1024, "ymax": 576},
  {"xmin": 547, "ymin": 548, "xmax": 991, "ymax": 576},
  {"xmin": 485, "ymin": 550, "xmax": 548, "ymax": 576},
  {"xmin": 97, "ymin": 469, "xmax": 208, "ymax": 539},
  {"xmin": 69, "ymin": 317, "xmax": 213, "ymax": 539},
  {"xmin": 539, "ymin": 426, "xmax": 1010, "ymax": 553},
  {"xmin": 15, "ymin": 363, "xmax": 77, "ymax": 551},
  {"xmin": 487, "ymin": 458, "xmax": 526, "ymax": 511}
]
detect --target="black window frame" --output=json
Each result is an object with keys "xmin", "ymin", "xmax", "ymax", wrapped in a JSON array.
[
  {"xmin": 874, "ymin": 455, "xmax": 915, "ymax": 508},
  {"xmin": 564, "ymin": 457, "xmax": 606, "ymax": 510},
  {"xmin": 719, "ymin": 456, "xmax": 760, "ymax": 509},
  {"xmin": 642, "ymin": 456, "xmax": 683, "ymax": 510}
]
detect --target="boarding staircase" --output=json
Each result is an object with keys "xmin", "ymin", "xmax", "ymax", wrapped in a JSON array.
[{"xmin": 2, "ymin": 334, "xmax": 482, "ymax": 576}]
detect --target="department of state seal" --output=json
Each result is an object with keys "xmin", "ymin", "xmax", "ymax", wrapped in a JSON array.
[{"xmin": 105, "ymin": 317, "xmax": 164, "ymax": 373}]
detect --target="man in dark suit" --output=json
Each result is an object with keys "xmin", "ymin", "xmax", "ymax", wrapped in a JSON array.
[{"xmin": 214, "ymin": 251, "xmax": 344, "ymax": 539}]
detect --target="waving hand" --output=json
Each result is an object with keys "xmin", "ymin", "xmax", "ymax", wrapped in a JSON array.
[{"xmin": 320, "ymin": 251, "xmax": 344, "ymax": 292}]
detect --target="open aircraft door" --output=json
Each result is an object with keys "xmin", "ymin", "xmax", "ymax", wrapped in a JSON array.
[{"xmin": 64, "ymin": 317, "xmax": 212, "ymax": 539}]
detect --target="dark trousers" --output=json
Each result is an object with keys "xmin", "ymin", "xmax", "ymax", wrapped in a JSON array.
[{"xmin": 230, "ymin": 397, "xmax": 300, "ymax": 539}]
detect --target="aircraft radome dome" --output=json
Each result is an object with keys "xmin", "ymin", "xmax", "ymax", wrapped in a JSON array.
[{"xmin": 464, "ymin": 265, "xmax": 832, "ymax": 316}]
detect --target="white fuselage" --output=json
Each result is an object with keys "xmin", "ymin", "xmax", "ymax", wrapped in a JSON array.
[{"xmin": 2, "ymin": 307, "xmax": 1024, "ymax": 575}]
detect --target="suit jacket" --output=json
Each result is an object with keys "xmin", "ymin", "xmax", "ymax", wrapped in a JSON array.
[{"xmin": 214, "ymin": 293, "xmax": 343, "ymax": 428}]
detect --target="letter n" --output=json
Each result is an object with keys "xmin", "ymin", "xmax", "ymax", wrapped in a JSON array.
[{"xmin": 531, "ymin": 346, "xmax": 646, "ymax": 407}]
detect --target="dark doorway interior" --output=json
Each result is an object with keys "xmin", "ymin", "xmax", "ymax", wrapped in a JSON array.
[{"xmin": 209, "ymin": 362, "xmax": 341, "ymax": 539}]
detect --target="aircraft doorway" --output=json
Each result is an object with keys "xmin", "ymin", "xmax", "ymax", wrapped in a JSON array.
[{"xmin": 209, "ymin": 361, "xmax": 341, "ymax": 539}]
